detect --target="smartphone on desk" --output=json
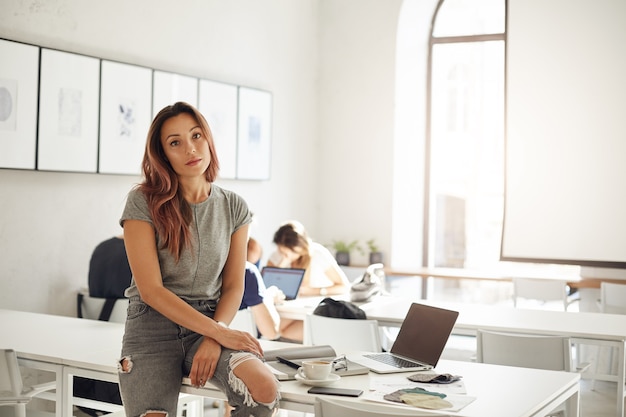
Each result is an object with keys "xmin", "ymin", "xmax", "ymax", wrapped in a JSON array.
[{"xmin": 307, "ymin": 387, "xmax": 363, "ymax": 397}]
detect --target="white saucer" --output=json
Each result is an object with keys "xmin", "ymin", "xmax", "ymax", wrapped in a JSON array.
[{"xmin": 294, "ymin": 373, "xmax": 340, "ymax": 387}]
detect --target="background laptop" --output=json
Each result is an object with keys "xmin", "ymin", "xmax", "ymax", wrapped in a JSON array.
[
  {"xmin": 349, "ymin": 303, "xmax": 459, "ymax": 373},
  {"xmin": 261, "ymin": 267, "xmax": 306, "ymax": 300}
]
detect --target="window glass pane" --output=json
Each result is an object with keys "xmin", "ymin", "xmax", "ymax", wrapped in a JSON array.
[
  {"xmin": 429, "ymin": 41, "xmax": 504, "ymax": 268},
  {"xmin": 433, "ymin": 0, "xmax": 505, "ymax": 37}
]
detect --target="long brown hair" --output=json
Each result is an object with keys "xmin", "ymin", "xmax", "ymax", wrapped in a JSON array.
[
  {"xmin": 138, "ymin": 102, "xmax": 220, "ymax": 261},
  {"xmin": 272, "ymin": 221, "xmax": 312, "ymax": 269}
]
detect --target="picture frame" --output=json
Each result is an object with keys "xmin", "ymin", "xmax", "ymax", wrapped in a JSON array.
[
  {"xmin": 198, "ymin": 79, "xmax": 238, "ymax": 180},
  {"xmin": 99, "ymin": 60, "xmax": 153, "ymax": 175},
  {"xmin": 0, "ymin": 39, "xmax": 40, "ymax": 170},
  {"xmin": 152, "ymin": 70, "xmax": 198, "ymax": 118},
  {"xmin": 37, "ymin": 48, "xmax": 100, "ymax": 173},
  {"xmin": 236, "ymin": 87, "xmax": 272, "ymax": 180}
]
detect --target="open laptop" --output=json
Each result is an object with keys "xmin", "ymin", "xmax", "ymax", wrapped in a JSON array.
[
  {"xmin": 261, "ymin": 267, "xmax": 306, "ymax": 300},
  {"xmin": 349, "ymin": 302, "xmax": 459, "ymax": 373}
]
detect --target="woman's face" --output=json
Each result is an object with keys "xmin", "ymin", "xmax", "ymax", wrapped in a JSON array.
[
  {"xmin": 160, "ymin": 113, "xmax": 211, "ymax": 177},
  {"xmin": 277, "ymin": 244, "xmax": 304, "ymax": 262}
]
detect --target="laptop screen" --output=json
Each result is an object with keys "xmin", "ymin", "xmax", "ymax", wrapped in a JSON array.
[
  {"xmin": 261, "ymin": 267, "xmax": 306, "ymax": 300},
  {"xmin": 390, "ymin": 303, "xmax": 459, "ymax": 367}
]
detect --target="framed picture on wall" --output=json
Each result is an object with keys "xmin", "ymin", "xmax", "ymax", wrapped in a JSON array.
[
  {"xmin": 99, "ymin": 60, "xmax": 153, "ymax": 175},
  {"xmin": 236, "ymin": 87, "xmax": 272, "ymax": 180},
  {"xmin": 37, "ymin": 48, "xmax": 100, "ymax": 173},
  {"xmin": 198, "ymin": 79, "xmax": 238, "ymax": 180},
  {"xmin": 152, "ymin": 70, "xmax": 198, "ymax": 118},
  {"xmin": 0, "ymin": 39, "xmax": 40, "ymax": 170}
]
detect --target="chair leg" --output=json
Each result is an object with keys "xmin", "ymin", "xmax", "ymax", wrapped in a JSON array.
[
  {"xmin": 16, "ymin": 404, "xmax": 27, "ymax": 417},
  {"xmin": 591, "ymin": 344, "xmax": 616, "ymax": 391}
]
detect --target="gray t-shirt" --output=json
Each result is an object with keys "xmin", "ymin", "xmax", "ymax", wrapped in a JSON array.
[{"xmin": 120, "ymin": 184, "xmax": 252, "ymax": 300}]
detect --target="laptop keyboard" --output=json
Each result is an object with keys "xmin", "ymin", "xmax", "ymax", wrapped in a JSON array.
[{"xmin": 364, "ymin": 353, "xmax": 422, "ymax": 369}]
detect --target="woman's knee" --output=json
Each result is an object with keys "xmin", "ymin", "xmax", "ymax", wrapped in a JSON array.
[
  {"xmin": 230, "ymin": 353, "xmax": 279, "ymax": 404},
  {"xmin": 249, "ymin": 372, "xmax": 279, "ymax": 403}
]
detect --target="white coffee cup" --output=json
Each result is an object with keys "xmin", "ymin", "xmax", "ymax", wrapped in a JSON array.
[{"xmin": 297, "ymin": 360, "xmax": 332, "ymax": 380}]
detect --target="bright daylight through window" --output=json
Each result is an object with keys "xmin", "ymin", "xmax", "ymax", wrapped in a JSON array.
[{"xmin": 427, "ymin": 0, "xmax": 579, "ymax": 278}]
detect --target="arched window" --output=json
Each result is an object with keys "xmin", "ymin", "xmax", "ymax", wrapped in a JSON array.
[
  {"xmin": 426, "ymin": 0, "xmax": 505, "ymax": 269},
  {"xmin": 392, "ymin": 0, "xmax": 581, "ymax": 299}
]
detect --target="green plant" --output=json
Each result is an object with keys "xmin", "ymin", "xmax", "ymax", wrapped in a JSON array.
[
  {"xmin": 366, "ymin": 238, "xmax": 379, "ymax": 253},
  {"xmin": 330, "ymin": 239, "xmax": 362, "ymax": 254}
]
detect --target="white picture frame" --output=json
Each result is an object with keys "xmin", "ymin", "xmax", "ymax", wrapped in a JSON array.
[
  {"xmin": 236, "ymin": 87, "xmax": 272, "ymax": 180},
  {"xmin": 99, "ymin": 60, "xmax": 153, "ymax": 175},
  {"xmin": 152, "ymin": 70, "xmax": 198, "ymax": 118},
  {"xmin": 37, "ymin": 48, "xmax": 100, "ymax": 173},
  {"xmin": 198, "ymin": 79, "xmax": 238, "ymax": 180},
  {"xmin": 0, "ymin": 40, "xmax": 40, "ymax": 170}
]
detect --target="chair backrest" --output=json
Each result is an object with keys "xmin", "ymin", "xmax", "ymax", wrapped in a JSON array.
[
  {"xmin": 512, "ymin": 278, "xmax": 569, "ymax": 310},
  {"xmin": 600, "ymin": 282, "xmax": 626, "ymax": 315},
  {"xmin": 304, "ymin": 314, "xmax": 381, "ymax": 354},
  {"xmin": 230, "ymin": 308, "xmax": 258, "ymax": 337},
  {"xmin": 0, "ymin": 349, "xmax": 23, "ymax": 396},
  {"xmin": 314, "ymin": 396, "xmax": 448, "ymax": 417},
  {"xmin": 77, "ymin": 289, "xmax": 128, "ymax": 323},
  {"xmin": 476, "ymin": 329, "xmax": 571, "ymax": 371}
]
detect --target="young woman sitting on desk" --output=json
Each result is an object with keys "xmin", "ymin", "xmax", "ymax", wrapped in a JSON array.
[{"xmin": 119, "ymin": 102, "xmax": 278, "ymax": 417}]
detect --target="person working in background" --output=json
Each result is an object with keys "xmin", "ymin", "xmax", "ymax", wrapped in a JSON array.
[
  {"xmin": 247, "ymin": 237, "xmax": 263, "ymax": 270},
  {"xmin": 242, "ymin": 236, "xmax": 299, "ymax": 342},
  {"xmin": 268, "ymin": 220, "xmax": 350, "ymax": 296},
  {"xmin": 267, "ymin": 220, "xmax": 350, "ymax": 342},
  {"xmin": 240, "ymin": 261, "xmax": 284, "ymax": 341}
]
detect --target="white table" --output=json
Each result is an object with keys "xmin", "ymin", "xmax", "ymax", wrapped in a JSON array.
[
  {"xmin": 384, "ymin": 267, "xmax": 582, "ymax": 300},
  {"xmin": 277, "ymin": 296, "xmax": 626, "ymax": 416},
  {"xmin": 0, "ymin": 308, "xmax": 580, "ymax": 417}
]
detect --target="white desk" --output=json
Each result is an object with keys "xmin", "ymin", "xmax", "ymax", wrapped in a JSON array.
[
  {"xmin": 277, "ymin": 296, "xmax": 626, "ymax": 416},
  {"xmin": 385, "ymin": 267, "xmax": 583, "ymax": 300},
  {"xmin": 0, "ymin": 308, "xmax": 580, "ymax": 417}
]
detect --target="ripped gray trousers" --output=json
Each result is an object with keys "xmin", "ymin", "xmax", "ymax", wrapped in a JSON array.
[{"xmin": 118, "ymin": 298, "xmax": 278, "ymax": 417}]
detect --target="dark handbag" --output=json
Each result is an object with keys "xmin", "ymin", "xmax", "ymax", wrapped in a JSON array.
[{"xmin": 313, "ymin": 297, "xmax": 366, "ymax": 319}]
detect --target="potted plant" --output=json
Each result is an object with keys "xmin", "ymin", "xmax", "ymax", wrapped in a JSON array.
[
  {"xmin": 366, "ymin": 239, "xmax": 384, "ymax": 264},
  {"xmin": 330, "ymin": 240, "xmax": 362, "ymax": 266}
]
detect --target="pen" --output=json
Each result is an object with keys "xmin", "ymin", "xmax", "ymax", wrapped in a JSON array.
[{"xmin": 276, "ymin": 356, "xmax": 300, "ymax": 369}]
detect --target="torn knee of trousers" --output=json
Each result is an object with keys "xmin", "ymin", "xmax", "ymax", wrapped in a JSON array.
[{"xmin": 118, "ymin": 355, "xmax": 133, "ymax": 373}]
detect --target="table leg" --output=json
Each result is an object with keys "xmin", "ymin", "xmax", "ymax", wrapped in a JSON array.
[
  {"xmin": 62, "ymin": 367, "xmax": 74, "ymax": 417},
  {"xmin": 565, "ymin": 389, "xmax": 580, "ymax": 417},
  {"xmin": 618, "ymin": 342, "xmax": 625, "ymax": 417},
  {"xmin": 421, "ymin": 276, "xmax": 430, "ymax": 299}
]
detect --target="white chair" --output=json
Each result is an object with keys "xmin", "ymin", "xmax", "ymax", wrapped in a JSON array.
[
  {"xmin": 0, "ymin": 349, "xmax": 56, "ymax": 417},
  {"xmin": 229, "ymin": 308, "xmax": 258, "ymax": 336},
  {"xmin": 512, "ymin": 278, "xmax": 577, "ymax": 311},
  {"xmin": 77, "ymin": 288, "xmax": 128, "ymax": 323},
  {"xmin": 303, "ymin": 314, "xmax": 382, "ymax": 354},
  {"xmin": 476, "ymin": 330, "xmax": 588, "ymax": 416},
  {"xmin": 314, "ymin": 396, "xmax": 450, "ymax": 417},
  {"xmin": 599, "ymin": 282, "xmax": 626, "ymax": 315},
  {"xmin": 593, "ymin": 282, "xmax": 626, "ymax": 393}
]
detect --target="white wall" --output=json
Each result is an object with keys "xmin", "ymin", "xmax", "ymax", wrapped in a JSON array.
[
  {"xmin": 0, "ymin": 0, "xmax": 319, "ymax": 315},
  {"xmin": 0, "ymin": 0, "xmax": 405, "ymax": 315},
  {"xmin": 316, "ymin": 0, "xmax": 403, "ymax": 263}
]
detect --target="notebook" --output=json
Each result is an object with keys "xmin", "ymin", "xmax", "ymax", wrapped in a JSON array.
[
  {"xmin": 349, "ymin": 302, "xmax": 459, "ymax": 373},
  {"xmin": 261, "ymin": 267, "xmax": 306, "ymax": 300},
  {"xmin": 263, "ymin": 345, "xmax": 369, "ymax": 380}
]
